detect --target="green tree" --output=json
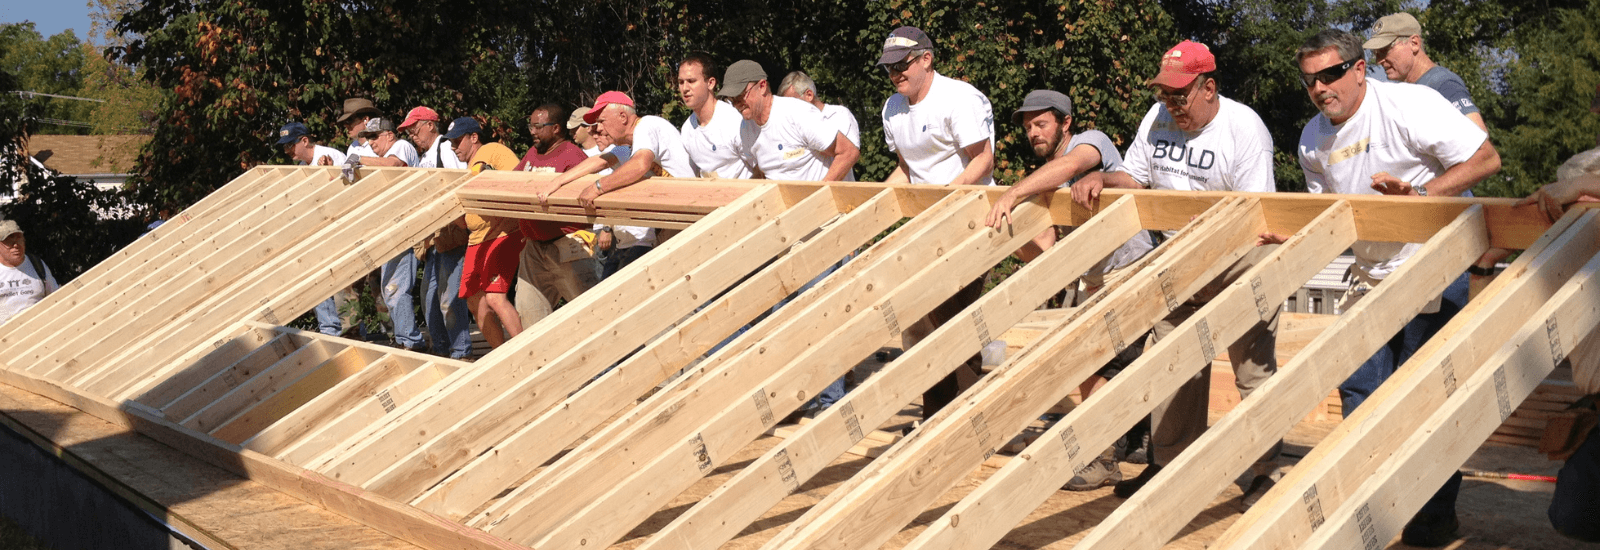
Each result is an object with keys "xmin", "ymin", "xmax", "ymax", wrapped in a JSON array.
[{"xmin": 0, "ymin": 23, "xmax": 94, "ymax": 135}]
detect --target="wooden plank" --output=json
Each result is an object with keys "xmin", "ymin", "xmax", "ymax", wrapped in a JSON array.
[
  {"xmin": 242, "ymin": 354, "xmax": 416, "ymax": 456},
  {"xmin": 410, "ymin": 188, "xmax": 907, "ymax": 518},
  {"xmin": 72, "ymin": 170, "xmax": 468, "ymax": 397},
  {"xmin": 211, "ymin": 347, "xmax": 391, "ymax": 444},
  {"xmin": 497, "ymin": 193, "xmax": 1061, "ymax": 549},
  {"xmin": 463, "ymin": 190, "xmax": 992, "ymax": 538},
  {"xmin": 296, "ymin": 185, "xmax": 790, "ymax": 477},
  {"xmin": 757, "ymin": 198, "xmax": 1269, "ymax": 550},
  {"xmin": 14, "ymin": 167, "xmax": 385, "ymax": 378},
  {"xmin": 264, "ymin": 323, "xmax": 471, "ymax": 371},
  {"xmin": 179, "ymin": 339, "xmax": 347, "ymax": 432},
  {"xmin": 1302, "ymin": 237, "xmax": 1600, "ymax": 550},
  {"xmin": 634, "ymin": 195, "xmax": 1145, "ymax": 550},
  {"xmin": 280, "ymin": 364, "xmax": 451, "ymax": 467},
  {"xmin": 461, "ymin": 205, "xmax": 694, "ymax": 231},
  {"xmin": 160, "ymin": 333, "xmax": 305, "ymax": 421},
  {"xmin": 327, "ymin": 186, "xmax": 840, "ymax": 498},
  {"xmin": 1214, "ymin": 209, "xmax": 1595, "ymax": 550},
  {"xmin": 902, "ymin": 200, "xmax": 1360, "ymax": 550},
  {"xmin": 132, "ymin": 323, "xmax": 272, "ymax": 409},
  {"xmin": 0, "ymin": 366, "xmax": 526, "ymax": 550}
]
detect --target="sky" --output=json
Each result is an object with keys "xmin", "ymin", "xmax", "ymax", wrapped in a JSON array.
[{"xmin": 0, "ymin": 0, "xmax": 96, "ymax": 39}]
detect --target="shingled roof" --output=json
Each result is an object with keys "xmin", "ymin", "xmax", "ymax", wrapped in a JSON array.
[{"xmin": 25, "ymin": 134, "xmax": 149, "ymax": 176}]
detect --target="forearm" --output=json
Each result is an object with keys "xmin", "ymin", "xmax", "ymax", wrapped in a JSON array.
[
  {"xmin": 1099, "ymin": 170, "xmax": 1144, "ymax": 190},
  {"xmin": 1424, "ymin": 140, "xmax": 1501, "ymax": 197},
  {"xmin": 822, "ymin": 140, "xmax": 859, "ymax": 183},
  {"xmin": 595, "ymin": 156, "xmax": 653, "ymax": 192},
  {"xmin": 884, "ymin": 161, "xmax": 910, "ymax": 184},
  {"xmin": 947, "ymin": 148, "xmax": 994, "ymax": 187},
  {"xmin": 359, "ymin": 156, "xmax": 409, "ymax": 167}
]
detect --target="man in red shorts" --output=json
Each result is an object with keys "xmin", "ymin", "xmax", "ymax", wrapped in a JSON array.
[{"xmin": 446, "ymin": 117, "xmax": 525, "ymax": 348}]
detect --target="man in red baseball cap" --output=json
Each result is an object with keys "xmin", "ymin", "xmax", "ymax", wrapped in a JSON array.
[
  {"xmin": 400, "ymin": 106, "xmax": 464, "ymax": 169},
  {"xmin": 537, "ymin": 91, "xmax": 695, "ymax": 210},
  {"xmin": 1072, "ymin": 39, "xmax": 1285, "ymax": 505}
]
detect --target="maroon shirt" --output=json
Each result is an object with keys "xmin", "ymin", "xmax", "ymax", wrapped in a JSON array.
[{"xmin": 514, "ymin": 140, "xmax": 591, "ymax": 241}]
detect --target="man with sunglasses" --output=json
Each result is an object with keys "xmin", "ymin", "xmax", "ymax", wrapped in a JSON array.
[
  {"xmin": 875, "ymin": 25, "xmax": 997, "ymax": 423},
  {"xmin": 718, "ymin": 60, "xmax": 859, "ymax": 182},
  {"xmin": 512, "ymin": 104, "xmax": 600, "ymax": 330},
  {"xmin": 678, "ymin": 53, "xmax": 754, "ymax": 180},
  {"xmin": 1292, "ymin": 29, "xmax": 1501, "ymax": 547},
  {"xmin": 1071, "ymin": 40, "xmax": 1284, "ymax": 507}
]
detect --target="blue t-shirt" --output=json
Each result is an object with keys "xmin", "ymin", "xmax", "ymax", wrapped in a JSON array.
[{"xmin": 1414, "ymin": 66, "xmax": 1480, "ymax": 116}]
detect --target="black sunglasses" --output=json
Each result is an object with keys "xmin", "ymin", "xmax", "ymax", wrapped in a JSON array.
[
  {"xmin": 1300, "ymin": 58, "xmax": 1360, "ymax": 88},
  {"xmin": 882, "ymin": 51, "xmax": 925, "ymax": 74}
]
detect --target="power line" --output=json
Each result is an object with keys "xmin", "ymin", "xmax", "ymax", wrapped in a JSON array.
[
  {"xmin": 9, "ymin": 90, "xmax": 107, "ymax": 103},
  {"xmin": 35, "ymin": 118, "xmax": 98, "ymax": 129}
]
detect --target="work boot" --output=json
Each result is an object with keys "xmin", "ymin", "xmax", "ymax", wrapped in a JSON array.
[
  {"xmin": 1063, "ymin": 447, "xmax": 1122, "ymax": 491},
  {"xmin": 1400, "ymin": 510, "xmax": 1460, "ymax": 547},
  {"xmin": 1113, "ymin": 463, "xmax": 1162, "ymax": 498},
  {"xmin": 1115, "ymin": 417, "xmax": 1151, "ymax": 464}
]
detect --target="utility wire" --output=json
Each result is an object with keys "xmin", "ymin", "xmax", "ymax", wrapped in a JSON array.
[{"xmin": 9, "ymin": 90, "xmax": 107, "ymax": 103}]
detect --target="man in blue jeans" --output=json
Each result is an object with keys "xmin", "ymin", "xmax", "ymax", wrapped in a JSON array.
[{"xmin": 1291, "ymin": 29, "xmax": 1501, "ymax": 546}]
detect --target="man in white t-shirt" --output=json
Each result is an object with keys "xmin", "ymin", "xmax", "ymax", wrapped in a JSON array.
[
  {"xmin": 878, "ymin": 26, "xmax": 995, "ymax": 186},
  {"xmin": 677, "ymin": 54, "xmax": 753, "ymax": 180},
  {"xmin": 1290, "ymin": 29, "xmax": 1501, "ymax": 547},
  {"xmin": 719, "ymin": 59, "xmax": 859, "ymax": 182},
  {"xmin": 352, "ymin": 118, "xmax": 420, "ymax": 168},
  {"xmin": 779, "ymin": 70, "xmax": 860, "ymax": 181},
  {"xmin": 1072, "ymin": 40, "xmax": 1284, "ymax": 505},
  {"xmin": 534, "ymin": 92, "xmax": 696, "ymax": 211},
  {"xmin": 275, "ymin": 121, "xmax": 347, "ymax": 335},
  {"xmin": 569, "ymin": 108, "xmax": 654, "ymax": 279},
  {"xmin": 357, "ymin": 118, "xmax": 425, "ymax": 350},
  {"xmin": 338, "ymin": 98, "xmax": 380, "ymax": 160},
  {"xmin": 399, "ymin": 106, "xmax": 464, "ymax": 169},
  {"xmin": 0, "ymin": 220, "xmax": 57, "ymax": 326}
]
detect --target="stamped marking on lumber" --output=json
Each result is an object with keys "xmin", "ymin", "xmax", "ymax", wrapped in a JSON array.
[
  {"xmin": 1356, "ymin": 503, "xmax": 1382, "ymax": 550},
  {"xmin": 774, "ymin": 448, "xmax": 801, "ymax": 492},
  {"xmin": 972, "ymin": 412, "xmax": 995, "ymax": 460},
  {"xmin": 841, "ymin": 402, "xmax": 865, "ymax": 444},
  {"xmin": 881, "ymin": 301, "xmax": 902, "ymax": 339},
  {"xmin": 1546, "ymin": 316, "xmax": 1565, "ymax": 369},
  {"xmin": 1494, "ymin": 367, "xmax": 1512, "ymax": 422},
  {"xmin": 258, "ymin": 298, "xmax": 280, "ymax": 325},
  {"xmin": 1250, "ymin": 276, "xmax": 1272, "ymax": 322},
  {"xmin": 1440, "ymin": 355, "xmax": 1458, "ymax": 398},
  {"xmin": 212, "ymin": 338, "xmax": 227, "ymax": 349},
  {"xmin": 355, "ymin": 244, "xmax": 377, "ymax": 271},
  {"xmin": 1104, "ymin": 309, "xmax": 1126, "ymax": 353},
  {"xmin": 1196, "ymin": 318, "xmax": 1217, "ymax": 363},
  {"xmin": 1159, "ymin": 269, "xmax": 1179, "ymax": 312},
  {"xmin": 690, "ymin": 433, "xmax": 713, "ymax": 471},
  {"xmin": 1059, "ymin": 425, "xmax": 1081, "ymax": 462},
  {"xmin": 752, "ymin": 388, "xmax": 775, "ymax": 427},
  {"xmin": 1303, "ymin": 483, "xmax": 1326, "ymax": 531},
  {"xmin": 377, "ymin": 388, "xmax": 397, "ymax": 413},
  {"xmin": 272, "ymin": 336, "xmax": 294, "ymax": 357},
  {"xmin": 970, "ymin": 309, "xmax": 993, "ymax": 348}
]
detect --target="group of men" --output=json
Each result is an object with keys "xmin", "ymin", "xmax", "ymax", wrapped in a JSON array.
[{"xmin": 254, "ymin": 11, "xmax": 1593, "ymax": 546}]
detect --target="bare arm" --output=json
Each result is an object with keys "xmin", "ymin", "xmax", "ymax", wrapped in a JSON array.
[
  {"xmin": 1465, "ymin": 112, "xmax": 1488, "ymax": 133},
  {"xmin": 357, "ymin": 155, "xmax": 409, "ymax": 167},
  {"xmin": 1372, "ymin": 138, "xmax": 1500, "ymax": 197},
  {"xmin": 1070, "ymin": 170, "xmax": 1143, "ymax": 209},
  {"xmin": 579, "ymin": 149, "xmax": 658, "ymax": 210},
  {"xmin": 1517, "ymin": 173, "xmax": 1600, "ymax": 223},
  {"xmin": 884, "ymin": 154, "xmax": 911, "ymax": 184},
  {"xmin": 947, "ymin": 139, "xmax": 994, "ymax": 187},
  {"xmin": 985, "ymin": 143, "xmax": 1102, "ymax": 229},
  {"xmin": 821, "ymin": 131, "xmax": 860, "ymax": 183}
]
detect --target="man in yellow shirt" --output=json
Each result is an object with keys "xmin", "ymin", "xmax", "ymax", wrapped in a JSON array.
[{"xmin": 445, "ymin": 117, "xmax": 524, "ymax": 348}]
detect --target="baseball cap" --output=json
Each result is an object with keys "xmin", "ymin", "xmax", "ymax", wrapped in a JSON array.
[
  {"xmin": 583, "ymin": 91, "xmax": 635, "ymax": 124},
  {"xmin": 0, "ymin": 220, "xmax": 22, "ymax": 241},
  {"xmin": 1150, "ymin": 40, "xmax": 1216, "ymax": 89},
  {"xmin": 275, "ymin": 122, "xmax": 310, "ymax": 145},
  {"xmin": 361, "ymin": 117, "xmax": 396, "ymax": 136},
  {"xmin": 398, "ymin": 106, "xmax": 440, "ymax": 130},
  {"xmin": 1363, "ymin": 13, "xmax": 1422, "ymax": 50},
  {"xmin": 567, "ymin": 108, "xmax": 591, "ymax": 129},
  {"xmin": 442, "ymin": 117, "xmax": 482, "ymax": 140},
  {"xmin": 878, "ymin": 26, "xmax": 933, "ymax": 65},
  {"xmin": 1011, "ymin": 90, "xmax": 1073, "ymax": 125},
  {"xmin": 716, "ymin": 60, "xmax": 767, "ymax": 98},
  {"xmin": 336, "ymin": 98, "xmax": 381, "ymax": 124}
]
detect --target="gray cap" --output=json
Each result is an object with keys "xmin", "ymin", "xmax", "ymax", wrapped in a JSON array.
[
  {"xmin": 1011, "ymin": 90, "xmax": 1072, "ymax": 125},
  {"xmin": 361, "ymin": 117, "xmax": 397, "ymax": 136},
  {"xmin": 716, "ymin": 60, "xmax": 767, "ymax": 98},
  {"xmin": 878, "ymin": 26, "xmax": 933, "ymax": 65},
  {"xmin": 0, "ymin": 220, "xmax": 22, "ymax": 241}
]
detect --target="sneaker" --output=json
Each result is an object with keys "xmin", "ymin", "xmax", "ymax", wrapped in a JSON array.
[
  {"xmin": 1238, "ymin": 474, "xmax": 1275, "ymax": 512},
  {"xmin": 1063, "ymin": 454, "xmax": 1123, "ymax": 491},
  {"xmin": 1400, "ymin": 511, "xmax": 1460, "ymax": 547},
  {"xmin": 1113, "ymin": 463, "xmax": 1162, "ymax": 498},
  {"xmin": 1117, "ymin": 421, "xmax": 1151, "ymax": 464}
]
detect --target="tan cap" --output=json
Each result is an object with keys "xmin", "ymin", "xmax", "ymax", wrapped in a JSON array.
[
  {"xmin": 1364, "ymin": 13, "xmax": 1422, "ymax": 50},
  {"xmin": 0, "ymin": 220, "xmax": 23, "ymax": 241},
  {"xmin": 567, "ymin": 108, "xmax": 590, "ymax": 129}
]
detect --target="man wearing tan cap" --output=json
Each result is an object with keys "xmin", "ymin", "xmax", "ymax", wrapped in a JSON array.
[
  {"xmin": 0, "ymin": 220, "xmax": 57, "ymax": 326},
  {"xmin": 1072, "ymin": 40, "xmax": 1284, "ymax": 505},
  {"xmin": 1365, "ymin": 12, "xmax": 1487, "ymax": 132}
]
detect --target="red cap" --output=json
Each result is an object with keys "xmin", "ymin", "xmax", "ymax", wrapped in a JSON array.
[
  {"xmin": 584, "ymin": 91, "xmax": 634, "ymax": 124},
  {"xmin": 1150, "ymin": 40, "xmax": 1216, "ymax": 89},
  {"xmin": 398, "ymin": 106, "xmax": 439, "ymax": 130}
]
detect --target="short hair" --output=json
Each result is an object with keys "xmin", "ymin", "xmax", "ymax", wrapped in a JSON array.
[
  {"xmin": 603, "ymin": 103, "xmax": 637, "ymax": 119},
  {"xmin": 1297, "ymin": 29, "xmax": 1364, "ymax": 64},
  {"xmin": 680, "ymin": 52, "xmax": 722, "ymax": 84},
  {"xmin": 1558, "ymin": 148, "xmax": 1600, "ymax": 182},
  {"xmin": 534, "ymin": 103, "xmax": 569, "ymax": 137},
  {"xmin": 780, "ymin": 71, "xmax": 816, "ymax": 97}
]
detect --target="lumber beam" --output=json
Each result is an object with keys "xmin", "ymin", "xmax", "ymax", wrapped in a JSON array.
[
  {"xmin": 131, "ymin": 323, "xmax": 276, "ymax": 409},
  {"xmin": 179, "ymin": 339, "xmax": 352, "ymax": 432},
  {"xmin": 276, "ymin": 363, "xmax": 451, "ymax": 467},
  {"xmin": 757, "ymin": 198, "xmax": 1267, "ymax": 550},
  {"xmin": 506, "ymin": 193, "xmax": 1059, "ymax": 549},
  {"xmin": 1216, "ymin": 209, "xmax": 1598, "ymax": 550},
  {"xmin": 902, "ymin": 200, "xmax": 1359, "ymax": 550},
  {"xmin": 411, "ymin": 187, "xmax": 907, "ymax": 518},
  {"xmin": 211, "ymin": 346, "xmax": 391, "ymax": 444},
  {"xmin": 635, "ymin": 195, "xmax": 1144, "ymax": 550},
  {"xmin": 1303, "ymin": 229, "xmax": 1600, "ymax": 550},
  {"xmin": 323, "ymin": 185, "xmax": 843, "ymax": 497},
  {"xmin": 296, "ymin": 184, "xmax": 794, "ymax": 476},
  {"xmin": 242, "ymin": 354, "xmax": 419, "ymax": 456},
  {"xmin": 160, "ymin": 333, "xmax": 307, "ymax": 420}
]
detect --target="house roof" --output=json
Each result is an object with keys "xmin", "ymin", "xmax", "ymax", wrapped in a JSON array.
[{"xmin": 25, "ymin": 134, "xmax": 149, "ymax": 176}]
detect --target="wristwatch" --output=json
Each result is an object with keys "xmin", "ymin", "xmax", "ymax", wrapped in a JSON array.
[
  {"xmin": 594, "ymin": 180, "xmax": 605, "ymax": 193},
  {"xmin": 1411, "ymin": 182, "xmax": 1428, "ymax": 196}
]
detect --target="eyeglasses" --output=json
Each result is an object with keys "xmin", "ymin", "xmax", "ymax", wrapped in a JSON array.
[
  {"xmin": 1300, "ymin": 58, "xmax": 1360, "ymax": 88},
  {"xmin": 1154, "ymin": 78, "xmax": 1206, "ymax": 108},
  {"xmin": 882, "ymin": 51, "xmax": 925, "ymax": 74},
  {"xmin": 528, "ymin": 122, "xmax": 559, "ymax": 131}
]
